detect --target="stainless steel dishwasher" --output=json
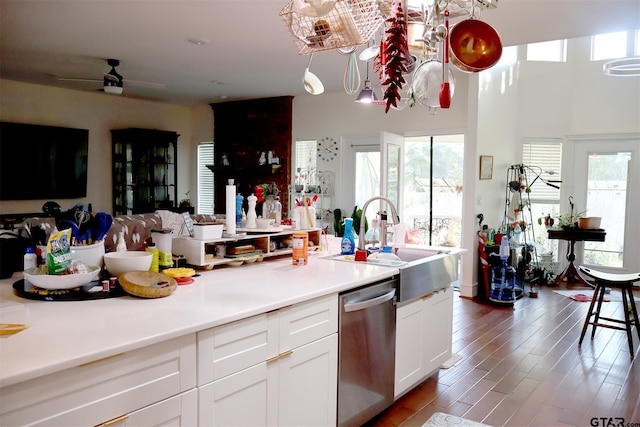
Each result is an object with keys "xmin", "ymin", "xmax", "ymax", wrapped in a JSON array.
[{"xmin": 338, "ymin": 277, "xmax": 397, "ymax": 427}]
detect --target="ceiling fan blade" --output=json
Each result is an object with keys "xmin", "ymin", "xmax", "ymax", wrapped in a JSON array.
[
  {"xmin": 124, "ymin": 79, "xmax": 166, "ymax": 89},
  {"xmin": 58, "ymin": 77, "xmax": 102, "ymax": 83},
  {"xmin": 103, "ymin": 73, "xmax": 119, "ymax": 82}
]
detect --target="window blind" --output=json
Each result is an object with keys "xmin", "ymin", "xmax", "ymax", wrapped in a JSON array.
[
  {"xmin": 522, "ymin": 141, "xmax": 562, "ymax": 202},
  {"xmin": 295, "ymin": 139, "xmax": 317, "ymax": 181},
  {"xmin": 198, "ymin": 143, "xmax": 214, "ymax": 214}
]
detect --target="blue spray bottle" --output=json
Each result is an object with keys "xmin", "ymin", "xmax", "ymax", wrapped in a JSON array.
[
  {"xmin": 341, "ymin": 217, "xmax": 356, "ymax": 255},
  {"xmin": 235, "ymin": 193, "xmax": 244, "ymax": 226}
]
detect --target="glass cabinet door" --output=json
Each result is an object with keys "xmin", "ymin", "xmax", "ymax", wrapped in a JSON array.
[{"xmin": 111, "ymin": 129, "xmax": 179, "ymax": 216}]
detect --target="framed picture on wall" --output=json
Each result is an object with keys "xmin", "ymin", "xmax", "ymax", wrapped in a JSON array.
[{"xmin": 479, "ymin": 155, "xmax": 493, "ymax": 180}]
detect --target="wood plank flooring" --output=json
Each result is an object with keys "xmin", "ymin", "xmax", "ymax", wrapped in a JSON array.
[{"xmin": 369, "ymin": 286, "xmax": 640, "ymax": 427}]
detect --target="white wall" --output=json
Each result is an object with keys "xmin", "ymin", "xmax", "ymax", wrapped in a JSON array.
[
  {"xmin": 0, "ymin": 80, "xmax": 198, "ymax": 214},
  {"xmin": 477, "ymin": 36, "xmax": 640, "ymax": 231}
]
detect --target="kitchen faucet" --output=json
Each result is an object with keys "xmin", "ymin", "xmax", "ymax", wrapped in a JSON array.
[{"xmin": 358, "ymin": 196, "xmax": 400, "ymax": 251}]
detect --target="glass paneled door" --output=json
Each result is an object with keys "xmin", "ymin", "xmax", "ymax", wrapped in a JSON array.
[
  {"xmin": 350, "ymin": 132, "xmax": 404, "ymax": 226},
  {"xmin": 349, "ymin": 133, "xmax": 463, "ymax": 247},
  {"xmin": 570, "ymin": 134, "xmax": 640, "ymax": 273},
  {"xmin": 403, "ymin": 135, "xmax": 464, "ymax": 247}
]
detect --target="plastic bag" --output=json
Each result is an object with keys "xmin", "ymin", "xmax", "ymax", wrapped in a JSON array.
[{"xmin": 47, "ymin": 229, "xmax": 72, "ymax": 275}]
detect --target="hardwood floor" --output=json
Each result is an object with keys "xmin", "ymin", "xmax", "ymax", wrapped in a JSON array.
[{"xmin": 369, "ymin": 286, "xmax": 640, "ymax": 427}]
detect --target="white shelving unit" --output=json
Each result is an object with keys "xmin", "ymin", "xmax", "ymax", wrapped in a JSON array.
[{"xmin": 172, "ymin": 228, "xmax": 322, "ymax": 268}]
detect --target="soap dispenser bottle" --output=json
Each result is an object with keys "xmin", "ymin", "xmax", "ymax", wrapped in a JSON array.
[{"xmin": 341, "ymin": 217, "xmax": 356, "ymax": 255}]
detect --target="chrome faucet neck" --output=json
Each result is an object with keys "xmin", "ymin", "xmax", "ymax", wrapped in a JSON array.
[{"xmin": 358, "ymin": 196, "xmax": 399, "ymax": 251}]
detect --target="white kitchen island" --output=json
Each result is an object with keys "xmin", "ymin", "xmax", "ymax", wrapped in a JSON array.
[{"xmin": 0, "ymin": 252, "xmax": 400, "ymax": 426}]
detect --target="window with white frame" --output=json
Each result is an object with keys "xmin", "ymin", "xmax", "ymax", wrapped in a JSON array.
[
  {"xmin": 294, "ymin": 139, "xmax": 317, "ymax": 188},
  {"xmin": 197, "ymin": 143, "xmax": 214, "ymax": 214},
  {"xmin": 526, "ymin": 39, "xmax": 566, "ymax": 62},
  {"xmin": 522, "ymin": 140, "xmax": 562, "ymax": 258},
  {"xmin": 591, "ymin": 31, "xmax": 627, "ymax": 60}
]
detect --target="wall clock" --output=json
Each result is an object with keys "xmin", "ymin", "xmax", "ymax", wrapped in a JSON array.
[{"xmin": 318, "ymin": 137, "xmax": 339, "ymax": 161}]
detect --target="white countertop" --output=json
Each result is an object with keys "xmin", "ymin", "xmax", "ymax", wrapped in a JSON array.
[{"xmin": 0, "ymin": 253, "xmax": 398, "ymax": 388}]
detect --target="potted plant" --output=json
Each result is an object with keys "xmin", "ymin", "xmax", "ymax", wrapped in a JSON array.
[
  {"xmin": 537, "ymin": 213, "xmax": 555, "ymax": 229},
  {"xmin": 555, "ymin": 210, "xmax": 586, "ymax": 229},
  {"xmin": 178, "ymin": 191, "xmax": 194, "ymax": 213},
  {"xmin": 333, "ymin": 209, "xmax": 344, "ymax": 237}
]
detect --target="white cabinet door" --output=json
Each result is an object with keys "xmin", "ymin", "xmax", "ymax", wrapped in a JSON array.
[
  {"xmin": 198, "ymin": 294, "xmax": 339, "ymax": 426},
  {"xmin": 0, "ymin": 335, "xmax": 196, "ymax": 427},
  {"xmin": 395, "ymin": 286, "xmax": 454, "ymax": 398},
  {"xmin": 394, "ymin": 298, "xmax": 425, "ymax": 398},
  {"xmin": 198, "ymin": 312, "xmax": 279, "ymax": 385},
  {"xmin": 198, "ymin": 361, "xmax": 277, "ymax": 427},
  {"xmin": 279, "ymin": 294, "xmax": 338, "ymax": 352},
  {"xmin": 423, "ymin": 287, "xmax": 453, "ymax": 375},
  {"xmin": 124, "ymin": 388, "xmax": 198, "ymax": 426},
  {"xmin": 278, "ymin": 334, "xmax": 338, "ymax": 426}
]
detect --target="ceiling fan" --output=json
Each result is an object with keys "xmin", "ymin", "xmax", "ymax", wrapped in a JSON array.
[{"xmin": 57, "ymin": 58, "xmax": 165, "ymax": 95}]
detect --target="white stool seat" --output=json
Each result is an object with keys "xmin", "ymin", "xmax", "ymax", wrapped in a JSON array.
[
  {"xmin": 579, "ymin": 267, "xmax": 640, "ymax": 285},
  {"xmin": 578, "ymin": 266, "xmax": 640, "ymax": 359}
]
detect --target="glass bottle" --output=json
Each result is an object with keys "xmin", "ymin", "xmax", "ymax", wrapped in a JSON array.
[{"xmin": 262, "ymin": 195, "xmax": 282, "ymax": 225}]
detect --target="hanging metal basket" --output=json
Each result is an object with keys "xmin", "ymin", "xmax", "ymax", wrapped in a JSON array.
[{"xmin": 280, "ymin": 0, "xmax": 385, "ymax": 55}]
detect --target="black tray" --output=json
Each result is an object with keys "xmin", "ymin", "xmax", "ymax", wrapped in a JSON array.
[{"xmin": 13, "ymin": 279, "xmax": 126, "ymax": 301}]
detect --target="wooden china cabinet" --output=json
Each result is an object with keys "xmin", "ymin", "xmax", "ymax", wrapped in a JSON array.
[
  {"xmin": 209, "ymin": 96, "xmax": 293, "ymax": 214},
  {"xmin": 111, "ymin": 128, "xmax": 179, "ymax": 216}
]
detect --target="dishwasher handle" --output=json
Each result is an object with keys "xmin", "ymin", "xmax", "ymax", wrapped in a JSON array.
[{"xmin": 343, "ymin": 289, "xmax": 396, "ymax": 312}]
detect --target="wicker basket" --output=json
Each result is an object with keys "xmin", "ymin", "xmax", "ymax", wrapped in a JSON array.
[{"xmin": 280, "ymin": 0, "xmax": 385, "ymax": 55}]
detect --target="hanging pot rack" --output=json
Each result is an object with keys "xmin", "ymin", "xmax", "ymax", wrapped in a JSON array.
[{"xmin": 280, "ymin": 0, "xmax": 499, "ymax": 111}]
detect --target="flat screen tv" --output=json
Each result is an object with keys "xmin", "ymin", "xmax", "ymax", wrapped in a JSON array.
[{"xmin": 0, "ymin": 122, "xmax": 89, "ymax": 200}]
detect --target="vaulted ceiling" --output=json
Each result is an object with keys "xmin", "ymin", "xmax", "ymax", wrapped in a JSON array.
[{"xmin": 1, "ymin": 0, "xmax": 638, "ymax": 106}]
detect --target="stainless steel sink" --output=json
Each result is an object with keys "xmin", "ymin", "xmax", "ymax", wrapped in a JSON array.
[
  {"xmin": 326, "ymin": 246, "xmax": 461, "ymax": 303},
  {"xmin": 393, "ymin": 247, "xmax": 460, "ymax": 302}
]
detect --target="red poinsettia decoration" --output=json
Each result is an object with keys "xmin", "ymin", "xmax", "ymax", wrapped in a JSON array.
[{"xmin": 382, "ymin": 1, "xmax": 411, "ymax": 113}]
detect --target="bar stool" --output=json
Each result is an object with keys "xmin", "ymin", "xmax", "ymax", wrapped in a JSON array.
[{"xmin": 578, "ymin": 266, "xmax": 640, "ymax": 359}]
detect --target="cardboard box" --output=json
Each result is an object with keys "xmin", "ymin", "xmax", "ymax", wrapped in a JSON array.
[{"xmin": 193, "ymin": 223, "xmax": 224, "ymax": 240}]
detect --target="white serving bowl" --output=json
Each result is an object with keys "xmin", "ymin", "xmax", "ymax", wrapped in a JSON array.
[
  {"xmin": 70, "ymin": 240, "xmax": 106, "ymax": 268},
  {"xmin": 24, "ymin": 266, "xmax": 101, "ymax": 290},
  {"xmin": 104, "ymin": 251, "xmax": 153, "ymax": 276},
  {"xmin": 256, "ymin": 218, "xmax": 274, "ymax": 229}
]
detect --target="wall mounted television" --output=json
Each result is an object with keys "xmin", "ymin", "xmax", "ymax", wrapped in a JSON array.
[{"xmin": 0, "ymin": 122, "xmax": 89, "ymax": 200}]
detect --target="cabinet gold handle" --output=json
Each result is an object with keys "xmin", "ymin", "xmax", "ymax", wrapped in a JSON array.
[
  {"xmin": 79, "ymin": 352, "xmax": 124, "ymax": 367},
  {"xmin": 96, "ymin": 413, "xmax": 128, "ymax": 427},
  {"xmin": 279, "ymin": 349, "xmax": 293, "ymax": 358},
  {"xmin": 266, "ymin": 349, "xmax": 294, "ymax": 364}
]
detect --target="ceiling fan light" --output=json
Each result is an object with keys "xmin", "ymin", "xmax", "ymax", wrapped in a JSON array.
[{"xmin": 104, "ymin": 85, "xmax": 123, "ymax": 95}]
